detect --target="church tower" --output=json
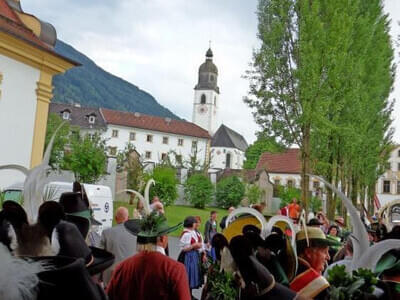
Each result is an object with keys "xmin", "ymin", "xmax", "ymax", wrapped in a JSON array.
[{"xmin": 192, "ymin": 47, "xmax": 220, "ymax": 136}]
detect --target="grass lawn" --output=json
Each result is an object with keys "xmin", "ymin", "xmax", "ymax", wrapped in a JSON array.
[{"xmin": 114, "ymin": 201, "xmax": 228, "ymax": 237}]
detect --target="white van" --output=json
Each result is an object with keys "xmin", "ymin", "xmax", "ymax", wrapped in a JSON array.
[{"xmin": 2, "ymin": 181, "xmax": 113, "ymax": 234}]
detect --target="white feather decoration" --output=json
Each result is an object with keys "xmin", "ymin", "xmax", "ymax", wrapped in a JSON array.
[
  {"xmin": 50, "ymin": 228, "xmax": 60, "ymax": 255},
  {"xmin": 352, "ymin": 239, "xmax": 400, "ymax": 272},
  {"xmin": 122, "ymin": 179, "xmax": 155, "ymax": 216},
  {"xmin": 225, "ymin": 207, "xmax": 268, "ymax": 239},
  {"xmin": 220, "ymin": 246, "xmax": 237, "ymax": 274},
  {"xmin": 0, "ymin": 122, "xmax": 65, "ymax": 222},
  {"xmin": 144, "ymin": 179, "xmax": 155, "ymax": 214},
  {"xmin": 308, "ymin": 174, "xmax": 370, "ymax": 270},
  {"xmin": 0, "ymin": 244, "xmax": 44, "ymax": 300}
]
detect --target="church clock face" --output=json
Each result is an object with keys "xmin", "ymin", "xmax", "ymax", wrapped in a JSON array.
[{"xmin": 198, "ymin": 106, "xmax": 208, "ymax": 114}]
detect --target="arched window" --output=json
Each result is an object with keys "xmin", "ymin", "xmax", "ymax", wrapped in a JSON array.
[
  {"xmin": 226, "ymin": 153, "xmax": 231, "ymax": 168},
  {"xmin": 210, "ymin": 74, "xmax": 214, "ymax": 82},
  {"xmin": 201, "ymin": 94, "xmax": 206, "ymax": 104}
]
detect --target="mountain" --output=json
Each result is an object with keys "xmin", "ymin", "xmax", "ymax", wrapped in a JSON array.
[{"xmin": 52, "ymin": 40, "xmax": 179, "ymax": 119}]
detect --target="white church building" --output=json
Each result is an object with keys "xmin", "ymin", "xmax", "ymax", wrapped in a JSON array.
[
  {"xmin": 191, "ymin": 48, "xmax": 248, "ymax": 171},
  {"xmin": 48, "ymin": 47, "xmax": 248, "ymax": 178}
]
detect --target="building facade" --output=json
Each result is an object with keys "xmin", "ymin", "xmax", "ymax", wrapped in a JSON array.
[
  {"xmin": 0, "ymin": 0, "xmax": 77, "ymax": 189},
  {"xmin": 101, "ymin": 108, "xmax": 210, "ymax": 167},
  {"xmin": 192, "ymin": 48, "xmax": 248, "ymax": 170},
  {"xmin": 210, "ymin": 125, "xmax": 247, "ymax": 170},
  {"xmin": 375, "ymin": 145, "xmax": 400, "ymax": 208},
  {"xmin": 256, "ymin": 149, "xmax": 326, "ymax": 211}
]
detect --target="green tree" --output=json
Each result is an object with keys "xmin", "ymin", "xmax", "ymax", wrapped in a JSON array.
[
  {"xmin": 216, "ymin": 176, "xmax": 245, "ymax": 208},
  {"xmin": 116, "ymin": 143, "xmax": 144, "ymax": 191},
  {"xmin": 278, "ymin": 186, "xmax": 301, "ymax": 209},
  {"xmin": 245, "ymin": 0, "xmax": 394, "ymax": 217},
  {"xmin": 245, "ymin": 184, "xmax": 262, "ymax": 205},
  {"xmin": 44, "ymin": 113, "xmax": 74, "ymax": 168},
  {"xmin": 243, "ymin": 136, "xmax": 283, "ymax": 169},
  {"xmin": 143, "ymin": 166, "xmax": 178, "ymax": 206},
  {"xmin": 61, "ymin": 133, "xmax": 108, "ymax": 183},
  {"xmin": 184, "ymin": 174, "xmax": 214, "ymax": 208}
]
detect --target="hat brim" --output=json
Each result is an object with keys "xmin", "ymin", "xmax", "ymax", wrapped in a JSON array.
[
  {"xmin": 124, "ymin": 219, "xmax": 182, "ymax": 238},
  {"xmin": 90, "ymin": 217, "xmax": 102, "ymax": 226},
  {"xmin": 124, "ymin": 219, "xmax": 142, "ymax": 236},
  {"xmin": 297, "ymin": 237, "xmax": 341, "ymax": 249},
  {"xmin": 87, "ymin": 246, "xmax": 115, "ymax": 275},
  {"xmin": 376, "ymin": 252, "xmax": 400, "ymax": 276}
]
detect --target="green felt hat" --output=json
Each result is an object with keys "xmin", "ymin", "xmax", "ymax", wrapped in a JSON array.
[
  {"xmin": 124, "ymin": 212, "xmax": 182, "ymax": 244},
  {"xmin": 376, "ymin": 251, "xmax": 400, "ymax": 276}
]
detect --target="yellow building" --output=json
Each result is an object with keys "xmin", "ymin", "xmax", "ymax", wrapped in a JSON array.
[{"xmin": 0, "ymin": 0, "xmax": 78, "ymax": 188}]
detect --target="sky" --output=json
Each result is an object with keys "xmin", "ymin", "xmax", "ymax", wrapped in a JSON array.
[{"xmin": 21, "ymin": 0, "xmax": 400, "ymax": 145}]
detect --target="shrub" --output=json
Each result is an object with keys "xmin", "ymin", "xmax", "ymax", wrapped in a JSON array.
[
  {"xmin": 216, "ymin": 176, "xmax": 245, "ymax": 208},
  {"xmin": 278, "ymin": 186, "xmax": 301, "ymax": 208},
  {"xmin": 184, "ymin": 174, "xmax": 214, "ymax": 208},
  {"xmin": 245, "ymin": 184, "xmax": 262, "ymax": 205},
  {"xmin": 143, "ymin": 166, "xmax": 178, "ymax": 206}
]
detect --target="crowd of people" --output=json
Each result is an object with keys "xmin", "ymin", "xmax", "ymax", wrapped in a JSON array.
[{"xmin": 0, "ymin": 184, "xmax": 399, "ymax": 300}]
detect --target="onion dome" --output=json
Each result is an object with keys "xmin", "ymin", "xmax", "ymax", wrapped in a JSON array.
[{"xmin": 195, "ymin": 47, "xmax": 220, "ymax": 93}]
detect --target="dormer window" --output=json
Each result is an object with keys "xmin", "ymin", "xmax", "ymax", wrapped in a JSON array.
[
  {"xmin": 88, "ymin": 115, "xmax": 96, "ymax": 124},
  {"xmin": 62, "ymin": 111, "xmax": 70, "ymax": 120}
]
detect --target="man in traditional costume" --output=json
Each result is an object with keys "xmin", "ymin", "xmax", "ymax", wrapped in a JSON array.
[
  {"xmin": 106, "ymin": 212, "xmax": 191, "ymax": 300},
  {"xmin": 290, "ymin": 226, "xmax": 340, "ymax": 299},
  {"xmin": 100, "ymin": 206, "xmax": 137, "ymax": 287}
]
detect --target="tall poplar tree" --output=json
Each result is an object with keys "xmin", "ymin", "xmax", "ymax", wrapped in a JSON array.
[{"xmin": 245, "ymin": 0, "xmax": 394, "ymax": 216}]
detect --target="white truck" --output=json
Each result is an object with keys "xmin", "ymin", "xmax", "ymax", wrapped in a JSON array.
[{"xmin": 2, "ymin": 181, "xmax": 113, "ymax": 233}]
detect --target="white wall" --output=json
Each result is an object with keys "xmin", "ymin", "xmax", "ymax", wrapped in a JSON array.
[
  {"xmin": 0, "ymin": 55, "xmax": 40, "ymax": 189},
  {"xmin": 103, "ymin": 125, "xmax": 209, "ymax": 166},
  {"xmin": 192, "ymin": 89, "xmax": 219, "ymax": 135},
  {"xmin": 376, "ymin": 145, "xmax": 400, "ymax": 207},
  {"xmin": 210, "ymin": 146, "xmax": 245, "ymax": 170}
]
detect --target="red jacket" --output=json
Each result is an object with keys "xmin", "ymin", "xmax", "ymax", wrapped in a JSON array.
[{"xmin": 107, "ymin": 251, "xmax": 191, "ymax": 300}]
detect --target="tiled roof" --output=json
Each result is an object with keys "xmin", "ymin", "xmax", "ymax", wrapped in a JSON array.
[
  {"xmin": 256, "ymin": 149, "xmax": 301, "ymax": 174},
  {"xmin": 0, "ymin": 0, "xmax": 78, "ymax": 66},
  {"xmin": 211, "ymin": 124, "xmax": 248, "ymax": 152},
  {"xmin": 101, "ymin": 108, "xmax": 211, "ymax": 139},
  {"xmin": 49, "ymin": 103, "xmax": 107, "ymax": 130},
  {"xmin": 0, "ymin": 1, "xmax": 50, "ymax": 50}
]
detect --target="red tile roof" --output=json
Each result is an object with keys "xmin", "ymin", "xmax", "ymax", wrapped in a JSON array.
[
  {"xmin": 101, "ymin": 108, "xmax": 211, "ymax": 139},
  {"xmin": 256, "ymin": 149, "xmax": 301, "ymax": 174},
  {"xmin": 0, "ymin": 0, "xmax": 50, "ymax": 50}
]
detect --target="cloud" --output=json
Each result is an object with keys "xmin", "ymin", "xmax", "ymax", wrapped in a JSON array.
[{"xmin": 21, "ymin": 0, "xmax": 400, "ymax": 145}]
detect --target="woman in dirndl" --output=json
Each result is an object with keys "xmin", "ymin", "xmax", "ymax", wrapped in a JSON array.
[{"xmin": 178, "ymin": 216, "xmax": 204, "ymax": 298}]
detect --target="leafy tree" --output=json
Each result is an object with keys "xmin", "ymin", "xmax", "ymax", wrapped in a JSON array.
[
  {"xmin": 143, "ymin": 166, "xmax": 178, "ymax": 206},
  {"xmin": 243, "ymin": 136, "xmax": 283, "ymax": 169},
  {"xmin": 245, "ymin": 0, "xmax": 394, "ymax": 217},
  {"xmin": 116, "ymin": 143, "xmax": 144, "ymax": 191},
  {"xmin": 184, "ymin": 174, "xmax": 214, "ymax": 208},
  {"xmin": 309, "ymin": 196, "xmax": 322, "ymax": 214},
  {"xmin": 44, "ymin": 113, "xmax": 74, "ymax": 168},
  {"xmin": 61, "ymin": 132, "xmax": 108, "ymax": 183},
  {"xmin": 245, "ymin": 184, "xmax": 262, "ymax": 205},
  {"xmin": 278, "ymin": 186, "xmax": 301, "ymax": 209},
  {"xmin": 216, "ymin": 176, "xmax": 245, "ymax": 208}
]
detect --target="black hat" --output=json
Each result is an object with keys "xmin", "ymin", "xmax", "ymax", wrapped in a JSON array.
[
  {"xmin": 307, "ymin": 218, "xmax": 323, "ymax": 226},
  {"xmin": 24, "ymin": 255, "xmax": 107, "ymax": 300},
  {"xmin": 38, "ymin": 201, "xmax": 114, "ymax": 275},
  {"xmin": 55, "ymin": 220, "xmax": 114, "ymax": 275},
  {"xmin": 59, "ymin": 192, "xmax": 101, "ymax": 238}
]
